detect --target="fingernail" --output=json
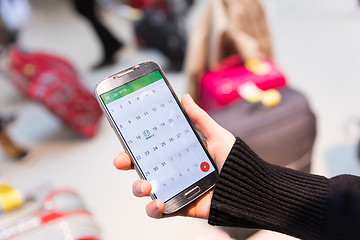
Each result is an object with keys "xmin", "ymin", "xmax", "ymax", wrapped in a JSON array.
[
  {"xmin": 152, "ymin": 200, "xmax": 161, "ymax": 212},
  {"xmin": 185, "ymin": 93, "xmax": 195, "ymax": 103},
  {"xmin": 136, "ymin": 181, "xmax": 144, "ymax": 193},
  {"xmin": 152, "ymin": 201, "xmax": 158, "ymax": 211},
  {"xmin": 141, "ymin": 181, "xmax": 146, "ymax": 193}
]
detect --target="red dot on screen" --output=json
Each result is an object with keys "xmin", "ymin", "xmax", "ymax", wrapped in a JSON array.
[{"xmin": 200, "ymin": 162, "xmax": 210, "ymax": 172}]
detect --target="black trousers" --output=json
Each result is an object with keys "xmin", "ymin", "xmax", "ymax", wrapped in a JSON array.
[{"xmin": 71, "ymin": 0, "xmax": 122, "ymax": 59}]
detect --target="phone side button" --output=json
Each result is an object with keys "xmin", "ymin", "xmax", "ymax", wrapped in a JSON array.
[{"xmin": 184, "ymin": 186, "xmax": 200, "ymax": 199}]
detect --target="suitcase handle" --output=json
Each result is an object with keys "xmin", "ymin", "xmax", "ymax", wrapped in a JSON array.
[{"xmin": 212, "ymin": 54, "xmax": 243, "ymax": 71}]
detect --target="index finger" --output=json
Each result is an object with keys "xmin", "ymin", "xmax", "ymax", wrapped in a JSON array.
[{"xmin": 113, "ymin": 151, "xmax": 134, "ymax": 170}]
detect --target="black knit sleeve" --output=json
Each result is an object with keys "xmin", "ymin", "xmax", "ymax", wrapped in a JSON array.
[
  {"xmin": 322, "ymin": 174, "xmax": 360, "ymax": 239},
  {"xmin": 208, "ymin": 137, "xmax": 330, "ymax": 239}
]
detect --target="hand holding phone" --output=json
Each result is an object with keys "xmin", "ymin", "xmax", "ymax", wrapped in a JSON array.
[
  {"xmin": 114, "ymin": 93, "xmax": 236, "ymax": 218},
  {"xmin": 96, "ymin": 62, "xmax": 235, "ymax": 214}
]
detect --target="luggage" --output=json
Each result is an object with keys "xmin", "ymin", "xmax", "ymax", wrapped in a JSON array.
[
  {"xmin": 8, "ymin": 47, "xmax": 103, "ymax": 138},
  {"xmin": 210, "ymin": 87, "xmax": 316, "ymax": 239},
  {"xmin": 134, "ymin": 9, "xmax": 186, "ymax": 71},
  {"xmin": 199, "ymin": 55, "xmax": 287, "ymax": 111},
  {"xmin": 0, "ymin": 185, "xmax": 102, "ymax": 240},
  {"xmin": 210, "ymin": 88, "xmax": 316, "ymax": 172},
  {"xmin": 185, "ymin": 0, "xmax": 274, "ymax": 103},
  {"xmin": 127, "ymin": 0, "xmax": 169, "ymax": 14}
]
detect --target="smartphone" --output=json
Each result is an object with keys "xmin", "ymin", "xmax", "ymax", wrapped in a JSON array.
[{"xmin": 95, "ymin": 61, "xmax": 218, "ymax": 214}]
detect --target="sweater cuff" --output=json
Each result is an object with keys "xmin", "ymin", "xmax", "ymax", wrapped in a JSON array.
[{"xmin": 208, "ymin": 138, "xmax": 329, "ymax": 239}]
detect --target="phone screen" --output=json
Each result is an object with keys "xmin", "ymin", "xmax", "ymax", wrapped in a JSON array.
[{"xmin": 100, "ymin": 70, "xmax": 216, "ymax": 202}]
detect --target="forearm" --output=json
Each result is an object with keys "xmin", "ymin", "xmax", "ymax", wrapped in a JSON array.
[{"xmin": 208, "ymin": 138, "xmax": 331, "ymax": 239}]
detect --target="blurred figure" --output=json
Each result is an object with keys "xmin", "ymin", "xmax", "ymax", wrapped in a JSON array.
[
  {"xmin": 71, "ymin": 0, "xmax": 124, "ymax": 70},
  {"xmin": 132, "ymin": 0, "xmax": 192, "ymax": 71},
  {"xmin": 134, "ymin": 9, "xmax": 186, "ymax": 71},
  {"xmin": 185, "ymin": 0, "xmax": 273, "ymax": 103},
  {"xmin": 0, "ymin": 114, "xmax": 27, "ymax": 160},
  {"xmin": 0, "ymin": 0, "xmax": 31, "ymax": 47}
]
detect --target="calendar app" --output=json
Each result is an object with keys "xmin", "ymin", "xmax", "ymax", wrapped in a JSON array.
[{"xmin": 101, "ymin": 70, "xmax": 215, "ymax": 202}]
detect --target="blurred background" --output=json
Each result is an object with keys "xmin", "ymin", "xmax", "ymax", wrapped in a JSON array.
[{"xmin": 1, "ymin": 0, "xmax": 360, "ymax": 239}]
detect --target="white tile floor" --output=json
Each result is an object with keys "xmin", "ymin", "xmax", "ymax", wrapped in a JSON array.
[{"xmin": 1, "ymin": 0, "xmax": 360, "ymax": 239}]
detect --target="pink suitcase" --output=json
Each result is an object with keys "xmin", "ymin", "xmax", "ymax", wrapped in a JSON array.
[{"xmin": 199, "ymin": 55, "xmax": 287, "ymax": 111}]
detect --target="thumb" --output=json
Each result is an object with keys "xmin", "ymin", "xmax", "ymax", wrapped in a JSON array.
[
  {"xmin": 181, "ymin": 94, "xmax": 236, "ymax": 169},
  {"xmin": 181, "ymin": 94, "xmax": 222, "ymax": 140}
]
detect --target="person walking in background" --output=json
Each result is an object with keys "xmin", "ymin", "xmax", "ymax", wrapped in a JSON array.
[
  {"xmin": 0, "ymin": 0, "xmax": 31, "ymax": 47},
  {"xmin": 71, "ymin": 0, "xmax": 123, "ymax": 70}
]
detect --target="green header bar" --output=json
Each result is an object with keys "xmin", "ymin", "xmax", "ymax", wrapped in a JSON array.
[{"xmin": 101, "ymin": 70, "xmax": 162, "ymax": 104}]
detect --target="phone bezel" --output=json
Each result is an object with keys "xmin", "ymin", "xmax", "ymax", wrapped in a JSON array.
[{"xmin": 95, "ymin": 61, "xmax": 218, "ymax": 214}]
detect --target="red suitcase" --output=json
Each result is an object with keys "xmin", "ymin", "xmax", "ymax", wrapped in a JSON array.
[{"xmin": 8, "ymin": 47, "xmax": 103, "ymax": 138}]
